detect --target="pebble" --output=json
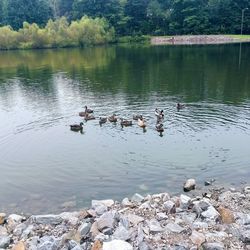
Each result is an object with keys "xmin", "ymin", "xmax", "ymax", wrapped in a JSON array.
[
  {"xmin": 190, "ymin": 230, "xmax": 205, "ymax": 246},
  {"xmin": 183, "ymin": 179, "xmax": 196, "ymax": 192}
]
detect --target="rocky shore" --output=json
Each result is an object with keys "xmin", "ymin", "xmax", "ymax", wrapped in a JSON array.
[
  {"xmin": 151, "ymin": 35, "xmax": 250, "ymax": 45},
  {"xmin": 0, "ymin": 184, "xmax": 250, "ymax": 250}
]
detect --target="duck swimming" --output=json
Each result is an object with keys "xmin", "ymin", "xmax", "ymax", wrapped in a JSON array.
[
  {"xmin": 108, "ymin": 114, "xmax": 118, "ymax": 122},
  {"xmin": 85, "ymin": 106, "xmax": 93, "ymax": 113},
  {"xmin": 155, "ymin": 108, "xmax": 164, "ymax": 121},
  {"xmin": 138, "ymin": 117, "xmax": 146, "ymax": 128},
  {"xmin": 79, "ymin": 106, "xmax": 94, "ymax": 117},
  {"xmin": 120, "ymin": 118, "xmax": 133, "ymax": 127},
  {"xmin": 70, "ymin": 122, "xmax": 83, "ymax": 131},
  {"xmin": 156, "ymin": 122, "xmax": 164, "ymax": 132},
  {"xmin": 177, "ymin": 103, "xmax": 185, "ymax": 110},
  {"xmin": 99, "ymin": 117, "xmax": 107, "ymax": 125},
  {"xmin": 84, "ymin": 113, "xmax": 95, "ymax": 121}
]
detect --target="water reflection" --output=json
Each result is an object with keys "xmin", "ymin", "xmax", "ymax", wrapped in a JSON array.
[{"xmin": 0, "ymin": 44, "xmax": 250, "ymax": 213}]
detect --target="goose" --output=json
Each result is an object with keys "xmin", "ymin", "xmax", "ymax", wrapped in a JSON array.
[
  {"xmin": 156, "ymin": 123, "xmax": 164, "ymax": 132},
  {"xmin": 138, "ymin": 117, "xmax": 146, "ymax": 128},
  {"xmin": 108, "ymin": 114, "xmax": 118, "ymax": 122},
  {"xmin": 155, "ymin": 108, "xmax": 164, "ymax": 120},
  {"xmin": 99, "ymin": 117, "xmax": 107, "ymax": 125},
  {"xmin": 120, "ymin": 118, "xmax": 133, "ymax": 127},
  {"xmin": 70, "ymin": 122, "xmax": 83, "ymax": 131},
  {"xmin": 85, "ymin": 106, "xmax": 93, "ymax": 113},
  {"xmin": 133, "ymin": 114, "xmax": 142, "ymax": 120},
  {"xmin": 177, "ymin": 103, "xmax": 185, "ymax": 110},
  {"xmin": 84, "ymin": 113, "xmax": 95, "ymax": 121}
]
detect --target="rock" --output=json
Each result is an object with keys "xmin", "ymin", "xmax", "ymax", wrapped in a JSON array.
[
  {"xmin": 148, "ymin": 219, "xmax": 163, "ymax": 233},
  {"xmin": 31, "ymin": 214, "xmax": 62, "ymax": 225},
  {"xmin": 103, "ymin": 240, "xmax": 133, "ymax": 250},
  {"xmin": 217, "ymin": 206, "xmax": 235, "ymax": 224},
  {"xmin": 179, "ymin": 194, "xmax": 191, "ymax": 209},
  {"xmin": 0, "ymin": 236, "xmax": 10, "ymax": 248},
  {"xmin": 8, "ymin": 214, "xmax": 23, "ymax": 224},
  {"xmin": 90, "ymin": 222, "xmax": 100, "ymax": 238},
  {"xmin": 91, "ymin": 240, "xmax": 102, "ymax": 250},
  {"xmin": 201, "ymin": 206, "xmax": 220, "ymax": 220},
  {"xmin": 113, "ymin": 225, "xmax": 130, "ymax": 241},
  {"xmin": 240, "ymin": 230, "xmax": 250, "ymax": 243},
  {"xmin": 192, "ymin": 221, "xmax": 208, "ymax": 229},
  {"xmin": 190, "ymin": 230, "xmax": 205, "ymax": 246},
  {"xmin": 126, "ymin": 214, "xmax": 144, "ymax": 225},
  {"xmin": 166, "ymin": 223, "xmax": 185, "ymax": 233},
  {"xmin": 95, "ymin": 204, "xmax": 108, "ymax": 216},
  {"xmin": 121, "ymin": 198, "xmax": 133, "ymax": 207},
  {"xmin": 37, "ymin": 240, "xmax": 53, "ymax": 250},
  {"xmin": 12, "ymin": 241, "xmax": 26, "ymax": 250},
  {"xmin": 244, "ymin": 186, "xmax": 250, "ymax": 194},
  {"xmin": 78, "ymin": 222, "xmax": 91, "ymax": 237},
  {"xmin": 235, "ymin": 212, "xmax": 250, "ymax": 225},
  {"xmin": 183, "ymin": 179, "xmax": 196, "ymax": 192},
  {"xmin": 60, "ymin": 212, "xmax": 79, "ymax": 226},
  {"xmin": 163, "ymin": 200, "xmax": 176, "ymax": 214},
  {"xmin": 92, "ymin": 199, "xmax": 114, "ymax": 208},
  {"xmin": 131, "ymin": 193, "xmax": 144, "ymax": 203},
  {"xmin": 202, "ymin": 242, "xmax": 224, "ymax": 250},
  {"xmin": 71, "ymin": 246, "xmax": 82, "ymax": 250},
  {"xmin": 97, "ymin": 211, "xmax": 116, "ymax": 231},
  {"xmin": 0, "ymin": 213, "xmax": 6, "ymax": 225},
  {"xmin": 138, "ymin": 242, "xmax": 151, "ymax": 250},
  {"xmin": 21, "ymin": 225, "xmax": 34, "ymax": 238},
  {"xmin": 156, "ymin": 212, "xmax": 168, "ymax": 221}
]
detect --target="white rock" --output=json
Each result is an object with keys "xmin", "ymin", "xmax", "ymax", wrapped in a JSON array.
[
  {"xmin": 121, "ymin": 198, "xmax": 132, "ymax": 207},
  {"xmin": 166, "ymin": 223, "xmax": 185, "ymax": 233},
  {"xmin": 103, "ymin": 240, "xmax": 133, "ymax": 250},
  {"xmin": 201, "ymin": 206, "xmax": 220, "ymax": 220},
  {"xmin": 113, "ymin": 225, "xmax": 130, "ymax": 241},
  {"xmin": 164, "ymin": 200, "xmax": 176, "ymax": 214},
  {"xmin": 148, "ymin": 219, "xmax": 163, "ymax": 233},
  {"xmin": 97, "ymin": 211, "xmax": 116, "ymax": 231},
  {"xmin": 180, "ymin": 194, "xmax": 191, "ymax": 209},
  {"xmin": 0, "ymin": 236, "xmax": 10, "ymax": 248},
  {"xmin": 31, "ymin": 214, "xmax": 62, "ymax": 225},
  {"xmin": 183, "ymin": 179, "xmax": 196, "ymax": 192}
]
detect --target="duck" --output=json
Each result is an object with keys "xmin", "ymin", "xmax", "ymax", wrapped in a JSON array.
[
  {"xmin": 133, "ymin": 114, "xmax": 143, "ymax": 120},
  {"xmin": 84, "ymin": 106, "xmax": 93, "ymax": 113},
  {"xmin": 177, "ymin": 103, "xmax": 185, "ymax": 110},
  {"xmin": 84, "ymin": 113, "xmax": 95, "ymax": 121},
  {"xmin": 99, "ymin": 117, "xmax": 107, "ymax": 125},
  {"xmin": 120, "ymin": 118, "xmax": 133, "ymax": 127},
  {"xmin": 155, "ymin": 108, "xmax": 164, "ymax": 120},
  {"xmin": 70, "ymin": 122, "xmax": 83, "ymax": 131},
  {"xmin": 108, "ymin": 114, "xmax": 118, "ymax": 122},
  {"xmin": 156, "ymin": 122, "xmax": 164, "ymax": 132},
  {"xmin": 138, "ymin": 117, "xmax": 146, "ymax": 128}
]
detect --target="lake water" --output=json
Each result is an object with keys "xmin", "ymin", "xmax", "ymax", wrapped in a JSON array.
[{"xmin": 0, "ymin": 44, "xmax": 250, "ymax": 214}]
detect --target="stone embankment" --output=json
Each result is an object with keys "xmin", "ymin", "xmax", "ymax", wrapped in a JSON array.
[
  {"xmin": 151, "ymin": 35, "xmax": 250, "ymax": 45},
  {"xmin": 0, "ymin": 185, "xmax": 250, "ymax": 250}
]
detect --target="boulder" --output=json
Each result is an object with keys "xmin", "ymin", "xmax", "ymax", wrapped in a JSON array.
[{"xmin": 183, "ymin": 179, "xmax": 196, "ymax": 192}]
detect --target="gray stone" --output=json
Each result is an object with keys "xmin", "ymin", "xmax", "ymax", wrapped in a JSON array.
[
  {"xmin": 139, "ymin": 242, "xmax": 151, "ymax": 250},
  {"xmin": 113, "ymin": 225, "xmax": 130, "ymax": 241},
  {"xmin": 240, "ymin": 230, "xmax": 250, "ymax": 243},
  {"xmin": 179, "ymin": 194, "xmax": 191, "ymax": 209},
  {"xmin": 38, "ymin": 241, "xmax": 53, "ymax": 250},
  {"xmin": 148, "ymin": 219, "xmax": 163, "ymax": 233},
  {"xmin": 21, "ymin": 224, "xmax": 34, "ymax": 238},
  {"xmin": 78, "ymin": 222, "xmax": 91, "ymax": 237},
  {"xmin": 181, "ymin": 212, "xmax": 196, "ymax": 224},
  {"xmin": 201, "ymin": 206, "xmax": 220, "ymax": 220},
  {"xmin": 244, "ymin": 186, "xmax": 250, "ymax": 194},
  {"xmin": 183, "ymin": 179, "xmax": 196, "ymax": 192},
  {"xmin": 127, "ymin": 214, "xmax": 144, "ymax": 225},
  {"xmin": 13, "ymin": 222, "xmax": 27, "ymax": 236},
  {"xmin": 97, "ymin": 211, "xmax": 116, "ymax": 231},
  {"xmin": 71, "ymin": 245, "xmax": 82, "ymax": 250},
  {"xmin": 60, "ymin": 212, "xmax": 79, "ymax": 226},
  {"xmin": 156, "ymin": 212, "xmax": 168, "ymax": 221},
  {"xmin": 166, "ymin": 223, "xmax": 185, "ymax": 233},
  {"xmin": 131, "ymin": 193, "xmax": 144, "ymax": 203},
  {"xmin": 235, "ymin": 212, "xmax": 250, "ymax": 225},
  {"xmin": 202, "ymin": 242, "xmax": 224, "ymax": 250},
  {"xmin": 95, "ymin": 204, "xmax": 108, "ymax": 216},
  {"xmin": 0, "ymin": 236, "xmax": 10, "ymax": 248},
  {"xmin": 190, "ymin": 230, "xmax": 205, "ymax": 246},
  {"xmin": 164, "ymin": 200, "xmax": 176, "ymax": 214},
  {"xmin": 103, "ymin": 240, "xmax": 133, "ymax": 250},
  {"xmin": 121, "ymin": 198, "xmax": 133, "ymax": 207},
  {"xmin": 32, "ymin": 214, "xmax": 62, "ymax": 225}
]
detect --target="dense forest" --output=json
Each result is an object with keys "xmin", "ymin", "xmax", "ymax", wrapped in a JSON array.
[{"xmin": 0, "ymin": 0, "xmax": 250, "ymax": 49}]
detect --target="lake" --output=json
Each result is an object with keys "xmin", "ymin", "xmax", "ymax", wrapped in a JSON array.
[{"xmin": 0, "ymin": 44, "xmax": 250, "ymax": 214}]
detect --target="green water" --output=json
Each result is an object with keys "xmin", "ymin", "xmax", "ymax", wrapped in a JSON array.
[{"xmin": 0, "ymin": 44, "xmax": 249, "ymax": 214}]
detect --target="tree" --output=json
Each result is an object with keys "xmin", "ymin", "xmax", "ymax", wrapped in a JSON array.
[{"xmin": 6, "ymin": 0, "xmax": 52, "ymax": 30}]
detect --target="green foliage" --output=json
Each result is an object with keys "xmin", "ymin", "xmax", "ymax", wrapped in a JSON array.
[{"xmin": 0, "ymin": 16, "xmax": 115, "ymax": 50}]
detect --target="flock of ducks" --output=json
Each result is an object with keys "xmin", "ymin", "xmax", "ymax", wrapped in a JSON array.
[{"xmin": 70, "ymin": 104, "xmax": 185, "ymax": 134}]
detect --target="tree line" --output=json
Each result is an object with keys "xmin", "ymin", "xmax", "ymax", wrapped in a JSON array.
[{"xmin": 0, "ymin": 0, "xmax": 250, "ymax": 39}]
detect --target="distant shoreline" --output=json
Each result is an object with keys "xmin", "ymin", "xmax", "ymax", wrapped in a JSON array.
[{"xmin": 151, "ymin": 35, "xmax": 250, "ymax": 45}]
